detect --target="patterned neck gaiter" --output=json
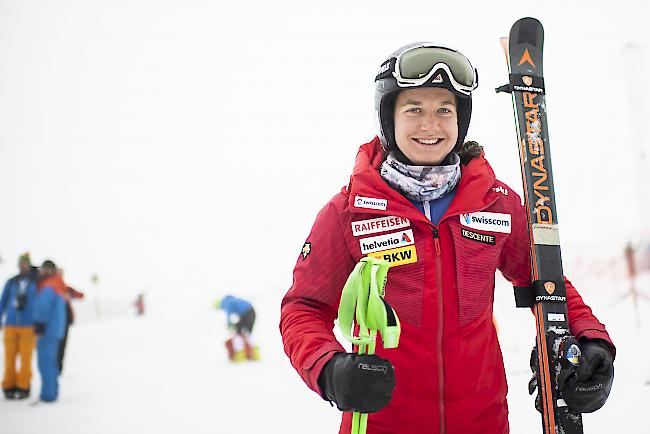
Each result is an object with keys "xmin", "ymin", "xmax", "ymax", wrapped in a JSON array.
[{"xmin": 380, "ymin": 152, "xmax": 461, "ymax": 202}]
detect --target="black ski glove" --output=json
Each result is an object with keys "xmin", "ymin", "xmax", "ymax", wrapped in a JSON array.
[
  {"xmin": 528, "ymin": 339, "xmax": 614, "ymax": 414},
  {"xmin": 318, "ymin": 352, "xmax": 395, "ymax": 413},
  {"xmin": 558, "ymin": 339, "xmax": 614, "ymax": 413}
]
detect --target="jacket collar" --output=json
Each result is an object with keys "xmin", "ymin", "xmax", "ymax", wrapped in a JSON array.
[{"xmin": 346, "ymin": 137, "xmax": 499, "ymax": 225}]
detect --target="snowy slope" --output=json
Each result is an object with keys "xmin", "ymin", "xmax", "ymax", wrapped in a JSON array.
[{"xmin": 1, "ymin": 274, "xmax": 649, "ymax": 434}]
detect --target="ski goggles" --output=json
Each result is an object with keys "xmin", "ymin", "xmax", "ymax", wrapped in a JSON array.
[{"xmin": 392, "ymin": 45, "xmax": 478, "ymax": 96}]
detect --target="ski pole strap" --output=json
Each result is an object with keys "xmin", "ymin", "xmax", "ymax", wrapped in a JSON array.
[
  {"xmin": 513, "ymin": 279, "xmax": 568, "ymax": 308},
  {"xmin": 337, "ymin": 257, "xmax": 401, "ymax": 349}
]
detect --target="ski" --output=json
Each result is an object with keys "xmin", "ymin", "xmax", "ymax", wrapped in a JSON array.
[{"xmin": 497, "ymin": 17, "xmax": 584, "ymax": 434}]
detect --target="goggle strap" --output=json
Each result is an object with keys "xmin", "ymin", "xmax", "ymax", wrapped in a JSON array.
[{"xmin": 375, "ymin": 58, "xmax": 397, "ymax": 81}]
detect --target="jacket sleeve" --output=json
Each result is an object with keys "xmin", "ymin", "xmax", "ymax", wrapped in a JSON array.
[
  {"xmin": 497, "ymin": 193, "xmax": 615, "ymax": 356},
  {"xmin": 0, "ymin": 280, "xmax": 10, "ymax": 322},
  {"xmin": 280, "ymin": 198, "xmax": 355, "ymax": 397},
  {"xmin": 67, "ymin": 287, "xmax": 84, "ymax": 299}
]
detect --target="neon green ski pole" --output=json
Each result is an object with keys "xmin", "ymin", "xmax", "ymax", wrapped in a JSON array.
[{"xmin": 337, "ymin": 257, "xmax": 401, "ymax": 434}]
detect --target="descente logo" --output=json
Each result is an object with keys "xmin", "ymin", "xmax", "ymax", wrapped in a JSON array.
[{"xmin": 354, "ymin": 196, "xmax": 387, "ymax": 211}]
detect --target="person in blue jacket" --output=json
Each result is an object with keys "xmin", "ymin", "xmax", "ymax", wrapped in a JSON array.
[
  {"xmin": 0, "ymin": 253, "xmax": 39, "ymax": 399},
  {"xmin": 216, "ymin": 295, "xmax": 259, "ymax": 362},
  {"xmin": 33, "ymin": 260, "xmax": 67, "ymax": 403}
]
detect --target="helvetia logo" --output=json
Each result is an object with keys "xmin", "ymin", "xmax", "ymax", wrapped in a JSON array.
[{"xmin": 359, "ymin": 230, "xmax": 414, "ymax": 254}]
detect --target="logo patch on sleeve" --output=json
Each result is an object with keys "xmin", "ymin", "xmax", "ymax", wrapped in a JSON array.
[
  {"xmin": 354, "ymin": 195, "xmax": 387, "ymax": 211},
  {"xmin": 461, "ymin": 228, "xmax": 496, "ymax": 245},
  {"xmin": 460, "ymin": 211, "xmax": 511, "ymax": 234},
  {"xmin": 301, "ymin": 242, "xmax": 311, "ymax": 259},
  {"xmin": 359, "ymin": 230, "xmax": 414, "ymax": 254},
  {"xmin": 368, "ymin": 245, "xmax": 417, "ymax": 267}
]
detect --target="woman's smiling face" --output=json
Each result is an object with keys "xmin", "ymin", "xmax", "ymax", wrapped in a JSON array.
[{"xmin": 393, "ymin": 87, "xmax": 458, "ymax": 165}]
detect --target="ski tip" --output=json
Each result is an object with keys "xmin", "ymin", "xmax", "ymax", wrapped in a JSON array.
[{"xmin": 499, "ymin": 37, "xmax": 509, "ymax": 50}]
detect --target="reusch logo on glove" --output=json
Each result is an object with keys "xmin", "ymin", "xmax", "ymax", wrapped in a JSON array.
[
  {"xmin": 357, "ymin": 363, "xmax": 389, "ymax": 375},
  {"xmin": 574, "ymin": 383, "xmax": 603, "ymax": 392}
]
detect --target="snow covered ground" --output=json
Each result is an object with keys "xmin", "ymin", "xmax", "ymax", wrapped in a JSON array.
[{"xmin": 1, "ymin": 273, "xmax": 649, "ymax": 434}]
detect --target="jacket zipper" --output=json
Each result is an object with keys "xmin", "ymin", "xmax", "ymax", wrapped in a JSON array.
[
  {"xmin": 433, "ymin": 227, "xmax": 445, "ymax": 434},
  {"xmin": 424, "ymin": 200, "xmax": 445, "ymax": 434},
  {"xmin": 431, "ymin": 196, "xmax": 501, "ymax": 433}
]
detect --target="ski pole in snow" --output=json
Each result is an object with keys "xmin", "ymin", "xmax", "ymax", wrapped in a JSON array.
[{"xmin": 337, "ymin": 257, "xmax": 401, "ymax": 434}]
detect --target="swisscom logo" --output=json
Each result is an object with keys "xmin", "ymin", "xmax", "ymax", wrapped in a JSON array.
[
  {"xmin": 354, "ymin": 195, "xmax": 387, "ymax": 211},
  {"xmin": 459, "ymin": 212, "xmax": 512, "ymax": 234}
]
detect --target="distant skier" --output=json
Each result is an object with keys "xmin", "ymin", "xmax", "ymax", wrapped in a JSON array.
[
  {"xmin": 216, "ymin": 295, "xmax": 259, "ymax": 362},
  {"xmin": 134, "ymin": 293, "xmax": 145, "ymax": 316},
  {"xmin": 0, "ymin": 253, "xmax": 38, "ymax": 400}
]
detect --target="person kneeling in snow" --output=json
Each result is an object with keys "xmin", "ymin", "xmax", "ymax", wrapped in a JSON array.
[{"xmin": 216, "ymin": 295, "xmax": 259, "ymax": 362}]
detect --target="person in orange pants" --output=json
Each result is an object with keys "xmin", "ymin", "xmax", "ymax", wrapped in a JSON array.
[
  {"xmin": 0, "ymin": 253, "xmax": 39, "ymax": 399},
  {"xmin": 2, "ymin": 328, "xmax": 36, "ymax": 397}
]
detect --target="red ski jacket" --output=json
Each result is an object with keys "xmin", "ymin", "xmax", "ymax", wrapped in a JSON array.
[{"xmin": 280, "ymin": 138, "xmax": 613, "ymax": 434}]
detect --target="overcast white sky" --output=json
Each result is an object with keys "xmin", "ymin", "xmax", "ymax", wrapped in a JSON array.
[{"xmin": 1, "ymin": 0, "xmax": 648, "ymax": 310}]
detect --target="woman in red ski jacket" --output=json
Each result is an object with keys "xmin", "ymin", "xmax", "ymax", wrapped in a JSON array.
[{"xmin": 280, "ymin": 43, "xmax": 614, "ymax": 434}]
